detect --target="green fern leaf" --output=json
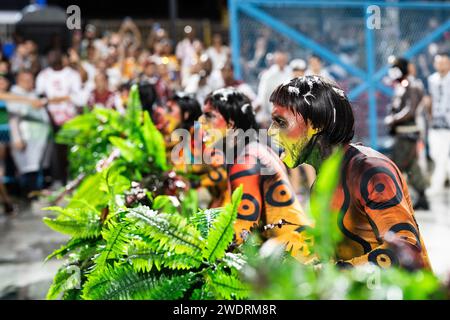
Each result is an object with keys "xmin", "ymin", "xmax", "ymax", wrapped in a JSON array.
[
  {"xmin": 206, "ymin": 269, "xmax": 249, "ymax": 300},
  {"xmin": 45, "ymin": 237, "xmax": 93, "ymax": 262},
  {"xmin": 43, "ymin": 206, "xmax": 102, "ymax": 239},
  {"xmin": 202, "ymin": 186, "xmax": 243, "ymax": 262},
  {"xmin": 94, "ymin": 219, "xmax": 131, "ymax": 270},
  {"xmin": 82, "ymin": 263, "xmax": 196, "ymax": 300},
  {"xmin": 190, "ymin": 208, "xmax": 222, "ymax": 238},
  {"xmin": 47, "ymin": 264, "xmax": 82, "ymax": 300},
  {"xmin": 126, "ymin": 206, "xmax": 204, "ymax": 256},
  {"xmin": 126, "ymin": 239, "xmax": 202, "ymax": 272}
]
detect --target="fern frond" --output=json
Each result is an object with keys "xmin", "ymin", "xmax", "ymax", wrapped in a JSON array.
[
  {"xmin": 126, "ymin": 206, "xmax": 204, "ymax": 256},
  {"xmin": 190, "ymin": 208, "xmax": 222, "ymax": 238},
  {"xmin": 190, "ymin": 284, "xmax": 215, "ymax": 300},
  {"xmin": 46, "ymin": 237, "xmax": 94, "ymax": 262},
  {"xmin": 221, "ymin": 252, "xmax": 247, "ymax": 272},
  {"xmin": 43, "ymin": 206, "xmax": 102, "ymax": 239},
  {"xmin": 94, "ymin": 219, "xmax": 131, "ymax": 270},
  {"xmin": 206, "ymin": 270, "xmax": 249, "ymax": 300},
  {"xmin": 82, "ymin": 263, "xmax": 196, "ymax": 300},
  {"xmin": 47, "ymin": 264, "xmax": 82, "ymax": 300},
  {"xmin": 126, "ymin": 239, "xmax": 202, "ymax": 272},
  {"xmin": 202, "ymin": 186, "xmax": 243, "ymax": 262}
]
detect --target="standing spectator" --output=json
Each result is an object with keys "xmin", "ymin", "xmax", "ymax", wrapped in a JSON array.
[
  {"xmin": 6, "ymin": 70, "xmax": 51, "ymax": 199},
  {"xmin": 427, "ymin": 53, "xmax": 450, "ymax": 196},
  {"xmin": 206, "ymin": 33, "xmax": 229, "ymax": 71},
  {"xmin": 256, "ymin": 51, "xmax": 291, "ymax": 127},
  {"xmin": 36, "ymin": 50, "xmax": 82, "ymax": 185},
  {"xmin": 305, "ymin": 55, "xmax": 333, "ymax": 80},
  {"xmin": 290, "ymin": 59, "xmax": 307, "ymax": 78},
  {"xmin": 88, "ymin": 72, "xmax": 118, "ymax": 110},
  {"xmin": 384, "ymin": 57, "xmax": 429, "ymax": 210},
  {"xmin": 221, "ymin": 61, "xmax": 257, "ymax": 106},
  {"xmin": 0, "ymin": 73, "xmax": 14, "ymax": 216},
  {"xmin": 176, "ymin": 26, "xmax": 198, "ymax": 83}
]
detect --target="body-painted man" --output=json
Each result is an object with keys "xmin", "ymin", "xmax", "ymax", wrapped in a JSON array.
[
  {"xmin": 157, "ymin": 92, "xmax": 229, "ymax": 207},
  {"xmin": 268, "ymin": 76, "xmax": 431, "ymax": 270},
  {"xmin": 199, "ymin": 88, "xmax": 311, "ymax": 257}
]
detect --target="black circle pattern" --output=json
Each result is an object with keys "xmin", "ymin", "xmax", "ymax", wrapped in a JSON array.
[
  {"xmin": 368, "ymin": 248, "xmax": 399, "ymax": 268},
  {"xmin": 237, "ymin": 193, "xmax": 260, "ymax": 221},
  {"xmin": 265, "ymin": 180, "xmax": 295, "ymax": 207},
  {"xmin": 360, "ymin": 167, "xmax": 403, "ymax": 210}
]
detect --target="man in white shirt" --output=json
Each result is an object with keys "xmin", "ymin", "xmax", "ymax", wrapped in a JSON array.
[
  {"xmin": 256, "ymin": 51, "xmax": 292, "ymax": 127},
  {"xmin": 206, "ymin": 33, "xmax": 230, "ymax": 71},
  {"xmin": 427, "ymin": 53, "xmax": 450, "ymax": 195},
  {"xmin": 35, "ymin": 50, "xmax": 83, "ymax": 186},
  {"xmin": 36, "ymin": 50, "xmax": 82, "ymax": 127}
]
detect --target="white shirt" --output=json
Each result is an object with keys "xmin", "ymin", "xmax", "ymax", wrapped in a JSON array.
[
  {"xmin": 256, "ymin": 64, "xmax": 292, "ymax": 124},
  {"xmin": 428, "ymin": 71, "xmax": 450, "ymax": 129},
  {"xmin": 206, "ymin": 46, "xmax": 230, "ymax": 70},
  {"xmin": 36, "ymin": 67, "xmax": 82, "ymax": 126}
]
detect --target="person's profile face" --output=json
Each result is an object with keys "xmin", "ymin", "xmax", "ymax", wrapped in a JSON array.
[
  {"xmin": 268, "ymin": 104, "xmax": 316, "ymax": 168},
  {"xmin": 165, "ymin": 100, "xmax": 183, "ymax": 133},
  {"xmin": 199, "ymin": 102, "xmax": 229, "ymax": 148}
]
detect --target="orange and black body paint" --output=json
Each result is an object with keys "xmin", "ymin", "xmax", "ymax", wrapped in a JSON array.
[{"xmin": 331, "ymin": 143, "xmax": 431, "ymax": 269}]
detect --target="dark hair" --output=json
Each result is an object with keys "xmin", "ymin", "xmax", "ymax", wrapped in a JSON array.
[
  {"xmin": 205, "ymin": 87, "xmax": 258, "ymax": 131},
  {"xmin": 389, "ymin": 56, "xmax": 409, "ymax": 78},
  {"xmin": 270, "ymin": 75, "xmax": 354, "ymax": 145},
  {"xmin": 171, "ymin": 92, "xmax": 202, "ymax": 130},
  {"xmin": 138, "ymin": 80, "xmax": 159, "ymax": 114}
]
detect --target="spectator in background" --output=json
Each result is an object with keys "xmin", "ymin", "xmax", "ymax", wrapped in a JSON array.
[
  {"xmin": 220, "ymin": 61, "xmax": 257, "ymax": 107},
  {"xmin": 36, "ymin": 50, "xmax": 83, "ymax": 186},
  {"xmin": 384, "ymin": 56, "xmax": 429, "ymax": 210},
  {"xmin": 176, "ymin": 25, "xmax": 199, "ymax": 83},
  {"xmin": 290, "ymin": 59, "xmax": 307, "ymax": 78},
  {"xmin": 0, "ymin": 73, "xmax": 14, "ymax": 216},
  {"xmin": 206, "ymin": 33, "xmax": 229, "ymax": 71},
  {"xmin": 256, "ymin": 51, "xmax": 291, "ymax": 127},
  {"xmin": 305, "ymin": 55, "xmax": 333, "ymax": 80},
  {"xmin": 88, "ymin": 72, "xmax": 123, "ymax": 113},
  {"xmin": 184, "ymin": 54, "xmax": 222, "ymax": 105},
  {"xmin": 6, "ymin": 70, "xmax": 51, "ymax": 200},
  {"xmin": 426, "ymin": 53, "xmax": 450, "ymax": 196}
]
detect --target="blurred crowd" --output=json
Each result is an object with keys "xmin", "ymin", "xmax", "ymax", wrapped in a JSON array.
[{"xmin": 0, "ymin": 18, "xmax": 449, "ymax": 216}]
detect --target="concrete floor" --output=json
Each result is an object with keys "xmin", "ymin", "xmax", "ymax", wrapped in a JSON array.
[{"xmin": 0, "ymin": 189, "xmax": 449, "ymax": 300}]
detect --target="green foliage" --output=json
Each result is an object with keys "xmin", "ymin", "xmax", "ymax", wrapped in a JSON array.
[
  {"xmin": 56, "ymin": 85, "xmax": 167, "ymax": 180},
  {"xmin": 308, "ymin": 149, "xmax": 343, "ymax": 261},
  {"xmin": 82, "ymin": 264, "xmax": 196, "ymax": 300},
  {"xmin": 46, "ymin": 187, "xmax": 247, "ymax": 300},
  {"xmin": 203, "ymin": 186, "xmax": 242, "ymax": 262}
]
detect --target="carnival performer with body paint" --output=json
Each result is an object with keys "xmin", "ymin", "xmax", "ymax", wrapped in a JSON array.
[
  {"xmin": 199, "ymin": 87, "xmax": 311, "ymax": 257},
  {"xmin": 157, "ymin": 92, "xmax": 229, "ymax": 207},
  {"xmin": 268, "ymin": 75, "xmax": 431, "ymax": 270}
]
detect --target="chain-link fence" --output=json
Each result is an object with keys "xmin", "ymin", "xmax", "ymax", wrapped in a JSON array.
[{"xmin": 230, "ymin": 0, "xmax": 450, "ymax": 148}]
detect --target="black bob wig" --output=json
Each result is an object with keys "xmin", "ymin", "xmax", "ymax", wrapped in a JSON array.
[{"xmin": 270, "ymin": 75, "xmax": 355, "ymax": 145}]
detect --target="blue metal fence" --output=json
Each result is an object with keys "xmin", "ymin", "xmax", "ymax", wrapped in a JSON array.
[{"xmin": 229, "ymin": 0, "xmax": 450, "ymax": 149}]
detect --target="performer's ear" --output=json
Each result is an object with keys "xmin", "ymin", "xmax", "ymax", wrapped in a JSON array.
[{"xmin": 227, "ymin": 120, "xmax": 235, "ymax": 129}]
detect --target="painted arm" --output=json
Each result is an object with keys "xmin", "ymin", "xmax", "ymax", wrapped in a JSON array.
[{"xmin": 340, "ymin": 161, "xmax": 428, "ymax": 269}]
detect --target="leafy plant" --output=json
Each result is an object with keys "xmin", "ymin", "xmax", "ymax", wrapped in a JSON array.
[{"xmin": 45, "ymin": 186, "xmax": 249, "ymax": 300}]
